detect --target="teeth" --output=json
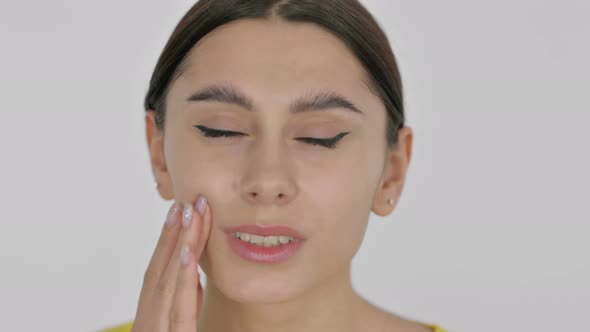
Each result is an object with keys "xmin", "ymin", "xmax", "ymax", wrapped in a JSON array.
[
  {"xmin": 234, "ymin": 232, "xmax": 294, "ymax": 247},
  {"xmin": 278, "ymin": 235, "xmax": 291, "ymax": 244}
]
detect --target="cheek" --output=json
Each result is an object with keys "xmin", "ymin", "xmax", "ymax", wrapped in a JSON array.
[
  {"xmin": 304, "ymin": 148, "xmax": 375, "ymax": 219},
  {"xmin": 305, "ymin": 165, "xmax": 373, "ymax": 264},
  {"xmin": 168, "ymin": 146, "xmax": 235, "ymax": 200},
  {"xmin": 317, "ymin": 213, "xmax": 368, "ymax": 267}
]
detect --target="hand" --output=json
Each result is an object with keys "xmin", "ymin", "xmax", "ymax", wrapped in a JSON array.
[{"xmin": 131, "ymin": 197, "xmax": 212, "ymax": 331}]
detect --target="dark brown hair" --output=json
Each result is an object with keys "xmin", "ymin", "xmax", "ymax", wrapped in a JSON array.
[{"xmin": 144, "ymin": 0, "xmax": 405, "ymax": 147}]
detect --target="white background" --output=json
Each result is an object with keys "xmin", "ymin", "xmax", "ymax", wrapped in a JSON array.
[{"xmin": 0, "ymin": 1, "xmax": 588, "ymax": 331}]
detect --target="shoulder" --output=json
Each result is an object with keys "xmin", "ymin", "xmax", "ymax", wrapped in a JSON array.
[{"xmin": 100, "ymin": 321, "xmax": 134, "ymax": 332}]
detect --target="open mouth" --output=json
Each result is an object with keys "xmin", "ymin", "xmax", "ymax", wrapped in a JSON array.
[{"xmin": 223, "ymin": 224, "xmax": 306, "ymax": 264}]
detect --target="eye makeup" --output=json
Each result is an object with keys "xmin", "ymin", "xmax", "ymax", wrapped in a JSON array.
[{"xmin": 193, "ymin": 125, "xmax": 349, "ymax": 149}]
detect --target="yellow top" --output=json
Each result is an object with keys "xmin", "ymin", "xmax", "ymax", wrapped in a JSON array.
[{"xmin": 101, "ymin": 321, "xmax": 447, "ymax": 332}]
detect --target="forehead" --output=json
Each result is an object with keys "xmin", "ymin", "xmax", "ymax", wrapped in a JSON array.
[{"xmin": 172, "ymin": 18, "xmax": 373, "ymax": 106}]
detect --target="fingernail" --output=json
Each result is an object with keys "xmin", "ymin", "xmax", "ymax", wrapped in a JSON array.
[
  {"xmin": 182, "ymin": 203, "xmax": 192, "ymax": 228},
  {"xmin": 196, "ymin": 195, "xmax": 207, "ymax": 216},
  {"xmin": 180, "ymin": 244, "xmax": 190, "ymax": 267},
  {"xmin": 165, "ymin": 202, "xmax": 179, "ymax": 228}
]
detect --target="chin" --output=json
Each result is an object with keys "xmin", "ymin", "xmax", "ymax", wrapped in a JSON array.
[
  {"xmin": 221, "ymin": 276, "xmax": 300, "ymax": 304},
  {"xmin": 200, "ymin": 247, "xmax": 309, "ymax": 304}
]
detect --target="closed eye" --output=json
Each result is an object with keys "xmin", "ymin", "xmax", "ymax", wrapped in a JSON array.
[
  {"xmin": 296, "ymin": 132, "xmax": 350, "ymax": 149},
  {"xmin": 194, "ymin": 125, "xmax": 245, "ymax": 138},
  {"xmin": 194, "ymin": 125, "xmax": 349, "ymax": 149}
]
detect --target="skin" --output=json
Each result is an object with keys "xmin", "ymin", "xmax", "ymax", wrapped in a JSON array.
[{"xmin": 140, "ymin": 17, "xmax": 426, "ymax": 332}]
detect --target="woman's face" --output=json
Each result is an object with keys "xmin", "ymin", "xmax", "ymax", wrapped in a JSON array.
[{"xmin": 147, "ymin": 18, "xmax": 411, "ymax": 303}]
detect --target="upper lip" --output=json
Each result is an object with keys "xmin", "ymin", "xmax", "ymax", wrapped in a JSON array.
[{"xmin": 224, "ymin": 223, "xmax": 306, "ymax": 240}]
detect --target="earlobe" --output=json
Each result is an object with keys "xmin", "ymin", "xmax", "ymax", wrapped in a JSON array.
[
  {"xmin": 371, "ymin": 126, "xmax": 413, "ymax": 217},
  {"xmin": 371, "ymin": 191, "xmax": 399, "ymax": 217},
  {"xmin": 370, "ymin": 155, "xmax": 402, "ymax": 217}
]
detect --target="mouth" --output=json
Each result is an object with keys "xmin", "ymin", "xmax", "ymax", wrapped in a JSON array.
[{"xmin": 223, "ymin": 224, "xmax": 306, "ymax": 264}]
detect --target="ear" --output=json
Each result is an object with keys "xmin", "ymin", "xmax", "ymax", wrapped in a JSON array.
[
  {"xmin": 372, "ymin": 126, "xmax": 413, "ymax": 217},
  {"xmin": 145, "ymin": 110, "xmax": 174, "ymax": 200}
]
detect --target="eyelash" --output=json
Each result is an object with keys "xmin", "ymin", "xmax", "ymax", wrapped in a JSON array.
[{"xmin": 194, "ymin": 125, "xmax": 349, "ymax": 149}]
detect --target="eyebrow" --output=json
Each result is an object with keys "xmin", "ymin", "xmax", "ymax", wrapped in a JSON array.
[{"xmin": 185, "ymin": 83, "xmax": 365, "ymax": 116}]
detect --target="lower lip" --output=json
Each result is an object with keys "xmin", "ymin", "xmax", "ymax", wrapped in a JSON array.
[{"xmin": 225, "ymin": 233, "xmax": 304, "ymax": 264}]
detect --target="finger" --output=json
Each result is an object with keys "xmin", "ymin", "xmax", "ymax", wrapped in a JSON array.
[
  {"xmin": 197, "ymin": 276, "xmax": 204, "ymax": 313},
  {"xmin": 170, "ymin": 244, "xmax": 200, "ymax": 331},
  {"xmin": 193, "ymin": 202, "xmax": 211, "ymax": 316},
  {"xmin": 154, "ymin": 198, "xmax": 205, "ymax": 324},
  {"xmin": 136, "ymin": 201, "xmax": 182, "ymax": 314},
  {"xmin": 194, "ymin": 201, "xmax": 212, "ymax": 263}
]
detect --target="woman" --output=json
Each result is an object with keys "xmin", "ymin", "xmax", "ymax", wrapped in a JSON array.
[{"xmin": 104, "ymin": 0, "xmax": 446, "ymax": 331}]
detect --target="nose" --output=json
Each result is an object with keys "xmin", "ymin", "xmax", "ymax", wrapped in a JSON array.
[{"xmin": 240, "ymin": 141, "xmax": 297, "ymax": 206}]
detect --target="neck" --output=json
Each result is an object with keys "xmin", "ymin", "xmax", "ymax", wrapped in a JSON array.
[{"xmin": 197, "ymin": 264, "xmax": 370, "ymax": 332}]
